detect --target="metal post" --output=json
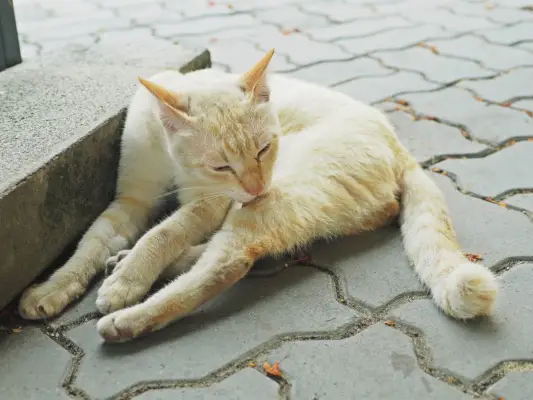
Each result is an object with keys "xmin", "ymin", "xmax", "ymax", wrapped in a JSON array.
[{"xmin": 0, "ymin": 0, "xmax": 22, "ymax": 72}]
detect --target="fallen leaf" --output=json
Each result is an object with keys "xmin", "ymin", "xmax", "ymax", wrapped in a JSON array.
[
  {"xmin": 12, "ymin": 327, "xmax": 22, "ymax": 333},
  {"xmin": 431, "ymin": 167, "xmax": 443, "ymax": 173},
  {"xmin": 497, "ymin": 201, "xmax": 508, "ymax": 208},
  {"xmin": 447, "ymin": 377, "xmax": 457, "ymax": 383},
  {"xmin": 384, "ymin": 320, "xmax": 396, "ymax": 327},
  {"xmin": 500, "ymin": 102, "xmax": 512, "ymax": 107},
  {"xmin": 460, "ymin": 130, "xmax": 469, "ymax": 138},
  {"xmin": 227, "ymin": 3, "xmax": 234, "ymax": 9},
  {"xmin": 263, "ymin": 361, "xmax": 282, "ymax": 377},
  {"xmin": 248, "ymin": 361, "xmax": 256, "ymax": 367},
  {"xmin": 425, "ymin": 115, "xmax": 438, "ymax": 121},
  {"xmin": 485, "ymin": 2, "xmax": 494, "ymax": 10},
  {"xmin": 395, "ymin": 99, "xmax": 410, "ymax": 106},
  {"xmin": 474, "ymin": 95, "xmax": 484, "ymax": 102},
  {"xmin": 526, "ymin": 110, "xmax": 533, "ymax": 118},
  {"xmin": 465, "ymin": 253, "xmax": 484, "ymax": 263},
  {"xmin": 428, "ymin": 45, "xmax": 439, "ymax": 55},
  {"xmin": 281, "ymin": 27, "xmax": 301, "ymax": 35}
]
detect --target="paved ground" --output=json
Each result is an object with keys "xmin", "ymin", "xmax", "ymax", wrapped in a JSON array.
[{"xmin": 3, "ymin": 0, "xmax": 533, "ymax": 399}]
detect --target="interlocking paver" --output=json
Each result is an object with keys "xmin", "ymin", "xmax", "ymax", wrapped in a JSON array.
[
  {"xmin": 307, "ymin": 17, "xmax": 412, "ymax": 41},
  {"xmin": 478, "ymin": 21, "xmax": 533, "ymax": 45},
  {"xmin": 402, "ymin": 87, "xmax": 533, "ymax": 143},
  {"xmin": 164, "ymin": 1, "xmax": 234, "ymax": 18},
  {"xmin": 136, "ymin": 369, "xmax": 279, "ymax": 400},
  {"xmin": 513, "ymin": 99, "xmax": 533, "ymax": 110},
  {"xmin": 287, "ymin": 57, "xmax": 393, "ymax": 86},
  {"xmin": 155, "ymin": 14, "xmax": 257, "ymax": 37},
  {"xmin": 435, "ymin": 142, "xmax": 533, "ymax": 198},
  {"xmin": 399, "ymin": 7, "xmax": 497, "ymax": 32},
  {"xmin": 489, "ymin": 372, "xmax": 533, "ymax": 400},
  {"xmin": 390, "ymin": 263, "xmax": 533, "ymax": 380},
  {"xmin": 338, "ymin": 25, "xmax": 452, "ymax": 56},
  {"xmin": 0, "ymin": 329, "xmax": 71, "ymax": 399},
  {"xmin": 262, "ymin": 324, "xmax": 473, "ymax": 399},
  {"xmin": 428, "ymin": 35, "xmax": 533, "ymax": 70},
  {"xmin": 460, "ymin": 67, "xmax": 533, "ymax": 103},
  {"xmin": 518, "ymin": 41, "xmax": 533, "ymax": 52},
  {"xmin": 66, "ymin": 266, "xmax": 356, "ymax": 398},
  {"xmin": 253, "ymin": 4, "xmax": 330, "ymax": 29},
  {"xmin": 310, "ymin": 226, "xmax": 425, "ymax": 309},
  {"xmin": 336, "ymin": 71, "xmax": 438, "ymax": 104},
  {"xmin": 300, "ymin": 0, "xmax": 384, "ymax": 22},
  {"xmin": 506, "ymin": 194, "xmax": 533, "ymax": 211},
  {"xmin": 386, "ymin": 111, "xmax": 488, "ymax": 163},
  {"xmin": 114, "ymin": 4, "xmax": 183, "ymax": 25},
  {"xmin": 442, "ymin": 2, "xmax": 533, "ymax": 24},
  {"xmin": 375, "ymin": 47, "xmax": 495, "ymax": 83}
]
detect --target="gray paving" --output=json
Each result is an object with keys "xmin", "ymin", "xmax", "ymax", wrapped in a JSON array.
[{"xmin": 4, "ymin": 0, "xmax": 533, "ymax": 398}]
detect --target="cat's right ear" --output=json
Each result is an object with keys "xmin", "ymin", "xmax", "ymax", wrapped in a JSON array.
[{"xmin": 138, "ymin": 77, "xmax": 194, "ymax": 134}]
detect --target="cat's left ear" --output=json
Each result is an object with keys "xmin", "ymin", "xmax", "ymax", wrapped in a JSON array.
[
  {"xmin": 138, "ymin": 77, "xmax": 194, "ymax": 134},
  {"xmin": 241, "ymin": 48, "xmax": 274, "ymax": 103}
]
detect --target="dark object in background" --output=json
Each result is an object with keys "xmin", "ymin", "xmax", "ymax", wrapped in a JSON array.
[{"xmin": 0, "ymin": 0, "xmax": 22, "ymax": 72}]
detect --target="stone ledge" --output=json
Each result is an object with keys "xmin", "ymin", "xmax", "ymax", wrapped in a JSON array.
[{"xmin": 0, "ymin": 42, "xmax": 211, "ymax": 310}]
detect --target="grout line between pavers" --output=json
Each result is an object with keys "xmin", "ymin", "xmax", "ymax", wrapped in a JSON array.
[{"xmin": 472, "ymin": 359, "xmax": 533, "ymax": 395}]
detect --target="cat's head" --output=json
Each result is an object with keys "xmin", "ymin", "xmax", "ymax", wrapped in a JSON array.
[{"xmin": 139, "ymin": 49, "xmax": 280, "ymax": 204}]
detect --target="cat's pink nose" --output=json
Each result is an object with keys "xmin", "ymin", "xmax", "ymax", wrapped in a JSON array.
[{"xmin": 244, "ymin": 182, "xmax": 264, "ymax": 196}]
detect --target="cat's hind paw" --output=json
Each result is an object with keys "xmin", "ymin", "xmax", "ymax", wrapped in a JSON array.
[
  {"xmin": 437, "ymin": 262, "xmax": 498, "ymax": 319},
  {"xmin": 105, "ymin": 250, "xmax": 131, "ymax": 276}
]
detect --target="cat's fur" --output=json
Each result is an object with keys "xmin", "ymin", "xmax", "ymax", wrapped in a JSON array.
[{"xmin": 19, "ymin": 50, "xmax": 498, "ymax": 341}]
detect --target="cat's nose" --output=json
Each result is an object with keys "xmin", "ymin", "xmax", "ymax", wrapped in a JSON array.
[{"xmin": 244, "ymin": 181, "xmax": 264, "ymax": 196}]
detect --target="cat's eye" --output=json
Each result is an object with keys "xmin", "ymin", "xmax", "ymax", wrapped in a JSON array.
[
  {"xmin": 258, "ymin": 143, "xmax": 271, "ymax": 157},
  {"xmin": 212, "ymin": 165, "xmax": 233, "ymax": 173}
]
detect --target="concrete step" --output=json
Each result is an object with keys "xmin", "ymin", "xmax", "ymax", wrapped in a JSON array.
[{"xmin": 0, "ymin": 40, "xmax": 210, "ymax": 310}]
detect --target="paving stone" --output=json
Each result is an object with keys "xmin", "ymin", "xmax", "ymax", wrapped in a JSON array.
[
  {"xmin": 254, "ymin": 4, "xmax": 330, "ymax": 29},
  {"xmin": 45, "ymin": 0, "xmax": 100, "ymax": 16},
  {"xmin": 12, "ymin": 4, "xmax": 50, "ymax": 22},
  {"xmin": 165, "ymin": 1, "xmax": 234, "ymax": 18},
  {"xmin": 376, "ymin": 47, "xmax": 495, "ymax": 83},
  {"xmin": 66, "ymin": 266, "xmax": 356, "ymax": 398},
  {"xmin": 49, "ymin": 280, "xmax": 101, "ymax": 329},
  {"xmin": 400, "ymin": 8, "xmax": 496, "ymax": 33},
  {"xmin": 387, "ymin": 111, "xmax": 487, "ymax": 163},
  {"xmin": 428, "ymin": 35, "xmax": 533, "ymax": 71},
  {"xmin": 506, "ymin": 194, "xmax": 533, "ymax": 211},
  {"xmin": 300, "ymin": 0, "xmax": 383, "ymax": 22},
  {"xmin": 307, "ymin": 16, "xmax": 412, "ymax": 41},
  {"xmin": 518, "ymin": 41, "xmax": 533, "ymax": 52},
  {"xmin": 478, "ymin": 21, "xmax": 533, "ymax": 45},
  {"xmin": 136, "ymin": 369, "xmax": 279, "ymax": 399},
  {"xmin": 287, "ymin": 57, "xmax": 393, "ymax": 86},
  {"xmin": 442, "ymin": 2, "xmax": 533, "ymax": 24},
  {"xmin": 263, "ymin": 324, "xmax": 472, "ymax": 400},
  {"xmin": 460, "ymin": 67, "xmax": 533, "ymax": 103},
  {"xmin": 310, "ymin": 226, "xmax": 425, "ymax": 309},
  {"xmin": 20, "ymin": 43, "xmax": 40, "ymax": 60},
  {"xmin": 390, "ymin": 263, "xmax": 533, "ymax": 380},
  {"xmin": 338, "ymin": 25, "xmax": 453, "ymax": 56},
  {"xmin": 155, "ymin": 14, "xmax": 256, "ymax": 37},
  {"xmin": 336, "ymin": 71, "xmax": 438, "ymax": 104},
  {"xmin": 402, "ymin": 88, "xmax": 533, "ymax": 143},
  {"xmin": 39, "ymin": 36, "xmax": 96, "ymax": 55},
  {"xmin": 207, "ymin": 0, "xmax": 307, "ymax": 12},
  {"xmin": 0, "ymin": 329, "xmax": 71, "ymax": 399},
  {"xmin": 206, "ymin": 40, "xmax": 294, "ymax": 72},
  {"xmin": 114, "ymin": 4, "xmax": 183, "ymax": 25},
  {"xmin": 513, "ymin": 99, "xmax": 533, "ymax": 110},
  {"xmin": 435, "ymin": 142, "xmax": 533, "ymax": 198},
  {"xmin": 488, "ymin": 372, "xmax": 533, "ymax": 400}
]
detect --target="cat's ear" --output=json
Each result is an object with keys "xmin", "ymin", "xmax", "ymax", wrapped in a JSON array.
[
  {"xmin": 138, "ymin": 77, "xmax": 194, "ymax": 134},
  {"xmin": 240, "ymin": 48, "xmax": 274, "ymax": 103}
]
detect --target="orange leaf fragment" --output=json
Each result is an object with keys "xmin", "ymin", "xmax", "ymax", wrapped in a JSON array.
[
  {"xmin": 500, "ymin": 102, "xmax": 512, "ymax": 107},
  {"xmin": 263, "ymin": 361, "xmax": 282, "ymax": 377},
  {"xmin": 425, "ymin": 115, "xmax": 438, "ymax": 121},
  {"xmin": 474, "ymin": 95, "xmax": 484, "ymax": 102},
  {"xmin": 281, "ymin": 27, "xmax": 301, "ymax": 35},
  {"xmin": 465, "ymin": 253, "xmax": 484, "ymax": 263},
  {"xmin": 384, "ymin": 320, "xmax": 396, "ymax": 327},
  {"xmin": 428, "ymin": 45, "xmax": 439, "ymax": 55},
  {"xmin": 395, "ymin": 99, "xmax": 410, "ymax": 106},
  {"xmin": 497, "ymin": 201, "xmax": 507, "ymax": 208},
  {"xmin": 209, "ymin": 37, "xmax": 218, "ymax": 43}
]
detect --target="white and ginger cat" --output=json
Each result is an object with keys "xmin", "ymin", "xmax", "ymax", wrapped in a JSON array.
[{"xmin": 19, "ymin": 49, "xmax": 498, "ymax": 341}]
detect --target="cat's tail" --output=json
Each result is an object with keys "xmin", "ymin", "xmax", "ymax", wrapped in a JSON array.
[{"xmin": 399, "ymin": 163, "xmax": 498, "ymax": 319}]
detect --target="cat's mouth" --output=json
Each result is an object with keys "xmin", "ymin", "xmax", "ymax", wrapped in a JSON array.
[{"xmin": 242, "ymin": 194, "xmax": 266, "ymax": 208}]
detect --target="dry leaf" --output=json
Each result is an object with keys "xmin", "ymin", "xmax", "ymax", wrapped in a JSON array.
[
  {"xmin": 248, "ymin": 361, "xmax": 256, "ymax": 367},
  {"xmin": 395, "ymin": 99, "xmax": 410, "ymax": 106},
  {"xmin": 497, "ymin": 201, "xmax": 507, "ymax": 208},
  {"xmin": 485, "ymin": 2, "xmax": 494, "ymax": 10},
  {"xmin": 384, "ymin": 320, "xmax": 395, "ymax": 327},
  {"xmin": 425, "ymin": 115, "xmax": 438, "ymax": 121},
  {"xmin": 500, "ymin": 102, "xmax": 512, "ymax": 107},
  {"xmin": 447, "ymin": 377, "xmax": 457, "ymax": 383},
  {"xmin": 431, "ymin": 167, "xmax": 443, "ymax": 173},
  {"xmin": 281, "ymin": 27, "xmax": 301, "ymax": 35},
  {"xmin": 12, "ymin": 327, "xmax": 22, "ymax": 333},
  {"xmin": 263, "ymin": 361, "xmax": 282, "ymax": 377},
  {"xmin": 460, "ymin": 130, "xmax": 469, "ymax": 137},
  {"xmin": 465, "ymin": 253, "xmax": 484, "ymax": 262},
  {"xmin": 227, "ymin": 3, "xmax": 234, "ymax": 9},
  {"xmin": 428, "ymin": 45, "xmax": 439, "ymax": 55}
]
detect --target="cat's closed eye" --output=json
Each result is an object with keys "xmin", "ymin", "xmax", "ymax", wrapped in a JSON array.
[
  {"xmin": 212, "ymin": 165, "xmax": 233, "ymax": 173},
  {"xmin": 258, "ymin": 143, "xmax": 271, "ymax": 158}
]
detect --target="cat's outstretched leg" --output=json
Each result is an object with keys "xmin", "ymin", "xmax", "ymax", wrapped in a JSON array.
[
  {"xmin": 19, "ymin": 112, "xmax": 171, "ymax": 320},
  {"xmin": 95, "ymin": 199, "xmax": 231, "ymax": 314},
  {"xmin": 400, "ymin": 161, "xmax": 498, "ymax": 319},
  {"xmin": 95, "ymin": 183, "xmax": 391, "ymax": 342}
]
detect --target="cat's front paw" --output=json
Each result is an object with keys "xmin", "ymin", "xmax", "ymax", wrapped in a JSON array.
[
  {"xmin": 105, "ymin": 249, "xmax": 130, "ymax": 276},
  {"xmin": 436, "ymin": 262, "xmax": 498, "ymax": 319},
  {"xmin": 97, "ymin": 306, "xmax": 152, "ymax": 342},
  {"xmin": 19, "ymin": 279, "xmax": 85, "ymax": 320},
  {"xmin": 96, "ymin": 258, "xmax": 150, "ymax": 314}
]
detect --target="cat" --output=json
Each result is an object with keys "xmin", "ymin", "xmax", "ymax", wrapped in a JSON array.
[{"xmin": 19, "ymin": 49, "xmax": 498, "ymax": 342}]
